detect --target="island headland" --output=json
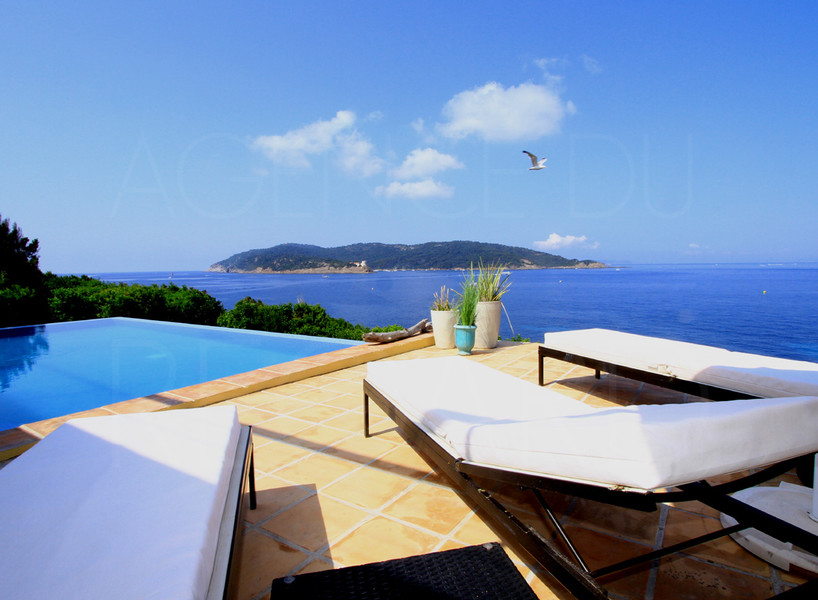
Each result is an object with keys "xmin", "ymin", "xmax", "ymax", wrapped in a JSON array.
[{"xmin": 208, "ymin": 241, "xmax": 607, "ymax": 274}]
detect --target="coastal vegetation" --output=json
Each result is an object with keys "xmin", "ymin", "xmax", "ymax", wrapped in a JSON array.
[
  {"xmin": 46, "ymin": 275, "xmax": 224, "ymax": 326},
  {"xmin": 0, "ymin": 215, "xmax": 399, "ymax": 340},
  {"xmin": 0, "ymin": 215, "xmax": 50, "ymax": 327},
  {"xmin": 209, "ymin": 241, "xmax": 606, "ymax": 273},
  {"xmin": 216, "ymin": 298, "xmax": 401, "ymax": 339},
  {"xmin": 210, "ymin": 253, "xmax": 371, "ymax": 274}
]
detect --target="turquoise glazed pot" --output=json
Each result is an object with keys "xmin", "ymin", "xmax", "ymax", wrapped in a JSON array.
[{"xmin": 454, "ymin": 325, "xmax": 477, "ymax": 355}]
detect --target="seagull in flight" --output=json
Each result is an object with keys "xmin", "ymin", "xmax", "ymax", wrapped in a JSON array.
[{"xmin": 522, "ymin": 150, "xmax": 547, "ymax": 170}]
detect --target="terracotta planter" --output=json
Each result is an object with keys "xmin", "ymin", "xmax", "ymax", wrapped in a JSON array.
[
  {"xmin": 430, "ymin": 310, "xmax": 457, "ymax": 349},
  {"xmin": 475, "ymin": 301, "xmax": 502, "ymax": 349}
]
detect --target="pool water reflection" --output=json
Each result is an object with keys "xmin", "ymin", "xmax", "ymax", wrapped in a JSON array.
[{"xmin": 0, "ymin": 317, "xmax": 362, "ymax": 431}]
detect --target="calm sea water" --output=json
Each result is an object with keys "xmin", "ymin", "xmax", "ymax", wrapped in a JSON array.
[{"xmin": 88, "ymin": 264, "xmax": 818, "ymax": 362}]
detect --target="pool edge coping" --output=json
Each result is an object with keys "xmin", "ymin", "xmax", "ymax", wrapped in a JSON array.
[{"xmin": 0, "ymin": 333, "xmax": 434, "ymax": 461}]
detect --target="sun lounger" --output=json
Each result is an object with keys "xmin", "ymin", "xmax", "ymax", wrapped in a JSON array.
[
  {"xmin": 363, "ymin": 357, "xmax": 818, "ymax": 599},
  {"xmin": 539, "ymin": 328, "xmax": 818, "ymax": 400},
  {"xmin": 0, "ymin": 405, "xmax": 256, "ymax": 600}
]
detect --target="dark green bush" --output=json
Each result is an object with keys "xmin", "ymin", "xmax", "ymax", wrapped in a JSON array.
[
  {"xmin": 0, "ymin": 284, "xmax": 49, "ymax": 328},
  {"xmin": 46, "ymin": 275, "xmax": 224, "ymax": 326},
  {"xmin": 0, "ymin": 216, "xmax": 50, "ymax": 327},
  {"xmin": 218, "ymin": 297, "xmax": 402, "ymax": 341}
]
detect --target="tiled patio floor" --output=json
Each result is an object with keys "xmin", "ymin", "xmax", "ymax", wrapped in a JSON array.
[{"xmin": 223, "ymin": 341, "xmax": 811, "ymax": 600}]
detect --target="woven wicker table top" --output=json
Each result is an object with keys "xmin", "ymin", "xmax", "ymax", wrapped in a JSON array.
[{"xmin": 270, "ymin": 542, "xmax": 538, "ymax": 599}]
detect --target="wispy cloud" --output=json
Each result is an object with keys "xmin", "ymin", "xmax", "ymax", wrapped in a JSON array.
[
  {"xmin": 685, "ymin": 242, "xmax": 708, "ymax": 256},
  {"xmin": 533, "ymin": 57, "xmax": 569, "ymax": 71},
  {"xmin": 534, "ymin": 233, "xmax": 599, "ymax": 251},
  {"xmin": 533, "ymin": 57, "xmax": 568, "ymax": 88},
  {"xmin": 252, "ymin": 110, "xmax": 383, "ymax": 177},
  {"xmin": 580, "ymin": 54, "xmax": 602, "ymax": 75},
  {"xmin": 436, "ymin": 82, "xmax": 574, "ymax": 142},
  {"xmin": 392, "ymin": 148, "xmax": 464, "ymax": 180},
  {"xmin": 374, "ymin": 179, "xmax": 454, "ymax": 199}
]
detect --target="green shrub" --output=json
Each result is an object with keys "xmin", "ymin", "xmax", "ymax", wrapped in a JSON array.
[
  {"xmin": 46, "ymin": 276, "xmax": 224, "ymax": 326},
  {"xmin": 0, "ymin": 284, "xmax": 49, "ymax": 328},
  {"xmin": 218, "ymin": 297, "xmax": 402, "ymax": 341}
]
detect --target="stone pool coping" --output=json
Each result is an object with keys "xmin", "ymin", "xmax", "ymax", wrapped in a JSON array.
[{"xmin": 0, "ymin": 333, "xmax": 435, "ymax": 461}]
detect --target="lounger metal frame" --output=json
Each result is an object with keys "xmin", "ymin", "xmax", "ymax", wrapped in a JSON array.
[
  {"xmin": 538, "ymin": 345, "xmax": 761, "ymax": 401},
  {"xmin": 364, "ymin": 380, "xmax": 818, "ymax": 599},
  {"xmin": 207, "ymin": 425, "xmax": 257, "ymax": 600}
]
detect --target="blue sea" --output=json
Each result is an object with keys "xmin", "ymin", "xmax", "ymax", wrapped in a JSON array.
[{"xmin": 87, "ymin": 264, "xmax": 818, "ymax": 362}]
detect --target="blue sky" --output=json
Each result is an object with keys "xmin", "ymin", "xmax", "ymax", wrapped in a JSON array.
[{"xmin": 3, "ymin": 2, "xmax": 817, "ymax": 272}]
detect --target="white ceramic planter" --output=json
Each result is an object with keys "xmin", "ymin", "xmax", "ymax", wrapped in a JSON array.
[
  {"xmin": 430, "ymin": 310, "xmax": 458, "ymax": 349},
  {"xmin": 474, "ymin": 301, "xmax": 502, "ymax": 349}
]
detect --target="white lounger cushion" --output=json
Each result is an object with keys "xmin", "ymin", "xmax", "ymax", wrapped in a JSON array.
[
  {"xmin": 0, "ymin": 405, "xmax": 240, "ymax": 600},
  {"xmin": 366, "ymin": 357, "xmax": 818, "ymax": 491},
  {"xmin": 544, "ymin": 328, "xmax": 818, "ymax": 398}
]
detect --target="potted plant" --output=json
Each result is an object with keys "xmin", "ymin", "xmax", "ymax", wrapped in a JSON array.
[
  {"xmin": 430, "ymin": 285, "xmax": 458, "ymax": 349},
  {"xmin": 454, "ymin": 279, "xmax": 479, "ymax": 355},
  {"xmin": 473, "ymin": 259, "xmax": 511, "ymax": 349}
]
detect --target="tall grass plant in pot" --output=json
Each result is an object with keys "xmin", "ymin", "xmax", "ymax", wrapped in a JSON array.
[
  {"xmin": 473, "ymin": 260, "xmax": 511, "ymax": 349},
  {"xmin": 454, "ymin": 280, "xmax": 479, "ymax": 355},
  {"xmin": 430, "ymin": 285, "xmax": 457, "ymax": 349}
]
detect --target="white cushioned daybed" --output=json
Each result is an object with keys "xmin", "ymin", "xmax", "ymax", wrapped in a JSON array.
[
  {"xmin": 363, "ymin": 357, "xmax": 818, "ymax": 599},
  {"xmin": 539, "ymin": 328, "xmax": 818, "ymax": 400},
  {"xmin": 366, "ymin": 357, "xmax": 818, "ymax": 491},
  {"xmin": 0, "ymin": 405, "xmax": 255, "ymax": 600}
]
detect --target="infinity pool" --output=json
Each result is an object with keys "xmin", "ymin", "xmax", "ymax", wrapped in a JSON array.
[{"xmin": 0, "ymin": 317, "xmax": 363, "ymax": 431}]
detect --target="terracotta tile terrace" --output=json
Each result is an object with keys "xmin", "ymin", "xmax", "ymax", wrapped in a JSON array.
[
  {"xmin": 223, "ymin": 339, "xmax": 808, "ymax": 599},
  {"xmin": 2, "ymin": 335, "xmax": 811, "ymax": 598}
]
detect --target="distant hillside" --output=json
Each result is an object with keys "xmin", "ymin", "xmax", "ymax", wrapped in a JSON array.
[{"xmin": 208, "ymin": 241, "xmax": 606, "ymax": 273}]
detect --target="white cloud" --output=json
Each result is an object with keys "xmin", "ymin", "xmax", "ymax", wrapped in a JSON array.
[
  {"xmin": 252, "ymin": 110, "xmax": 383, "ymax": 177},
  {"xmin": 253, "ymin": 110, "xmax": 354, "ymax": 167},
  {"xmin": 580, "ymin": 54, "xmax": 602, "ymax": 75},
  {"xmin": 392, "ymin": 148, "xmax": 464, "ymax": 180},
  {"xmin": 411, "ymin": 118, "xmax": 425, "ymax": 134},
  {"xmin": 534, "ymin": 233, "xmax": 598, "ymax": 251},
  {"xmin": 689, "ymin": 243, "xmax": 700, "ymax": 249},
  {"xmin": 436, "ymin": 82, "xmax": 573, "ymax": 142},
  {"xmin": 337, "ymin": 131, "xmax": 384, "ymax": 177},
  {"xmin": 374, "ymin": 179, "xmax": 454, "ymax": 199}
]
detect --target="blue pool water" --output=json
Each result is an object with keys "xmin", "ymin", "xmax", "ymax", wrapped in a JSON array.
[{"xmin": 0, "ymin": 317, "xmax": 362, "ymax": 431}]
